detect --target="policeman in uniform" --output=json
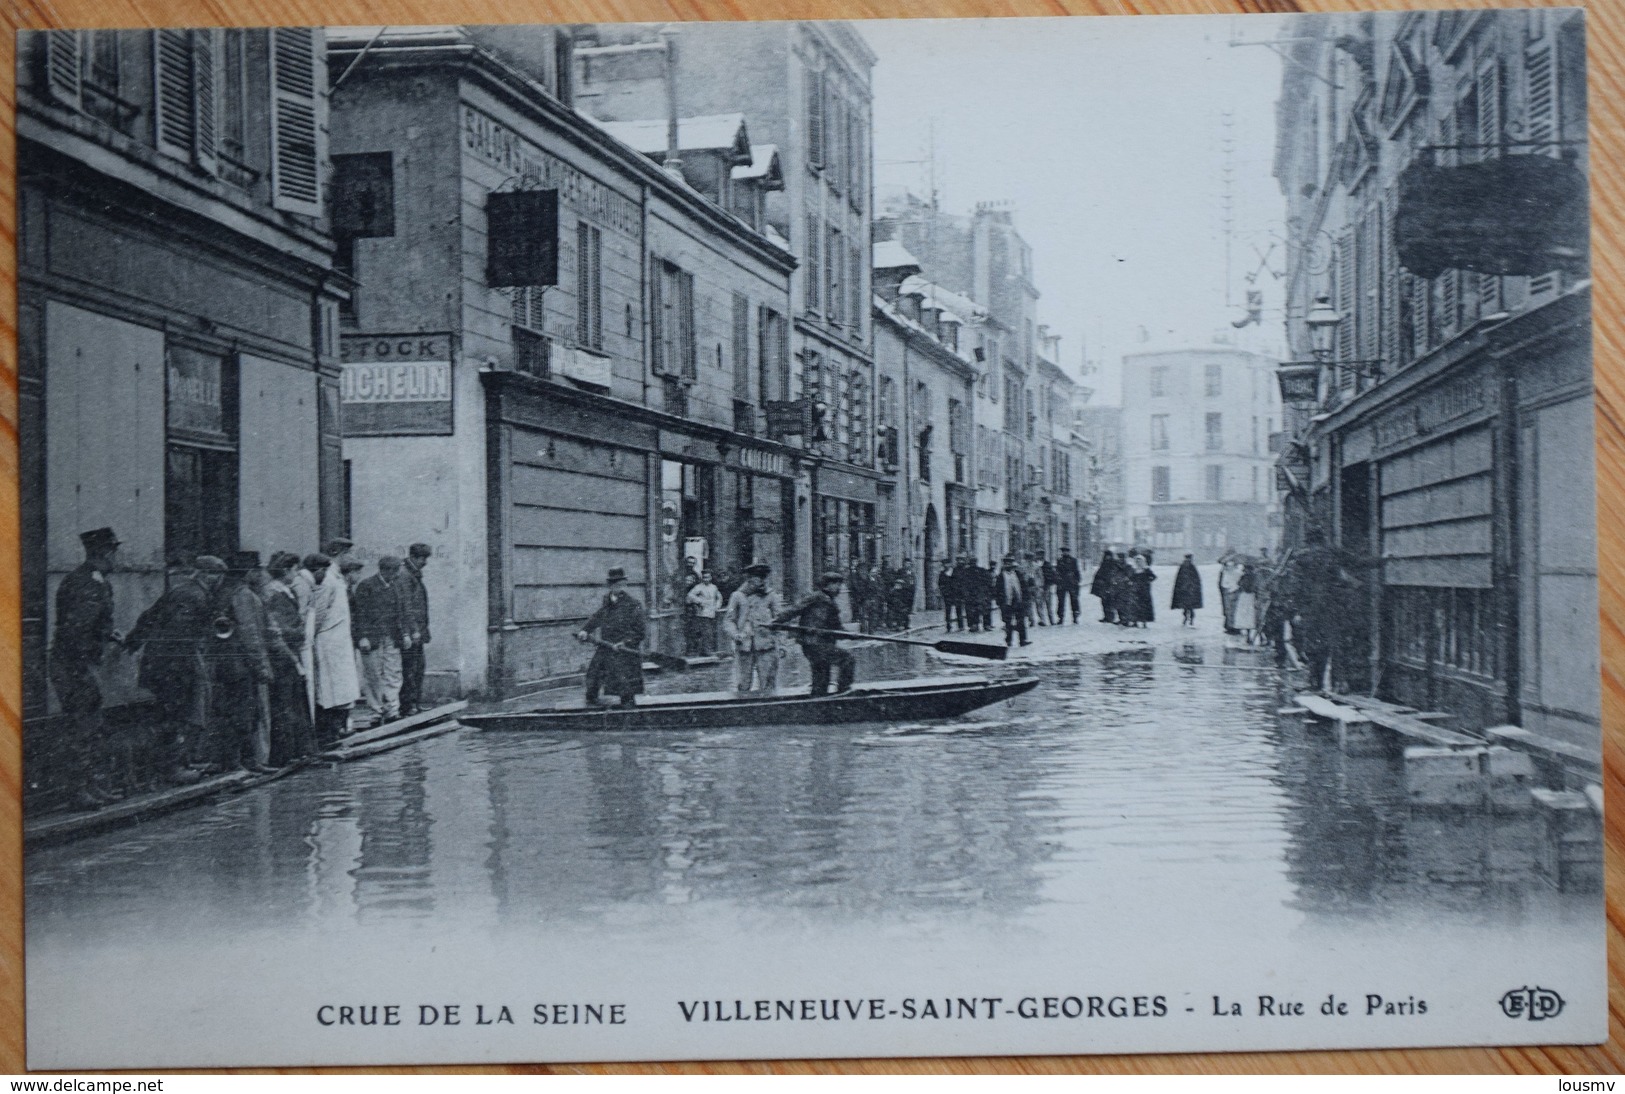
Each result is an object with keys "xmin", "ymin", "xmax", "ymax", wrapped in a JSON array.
[
  {"xmin": 50, "ymin": 527, "xmax": 125, "ymax": 807},
  {"xmin": 775, "ymin": 571, "xmax": 857, "ymax": 696},
  {"xmin": 576, "ymin": 567, "xmax": 646, "ymax": 706}
]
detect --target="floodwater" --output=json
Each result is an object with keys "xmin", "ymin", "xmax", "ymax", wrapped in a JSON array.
[{"xmin": 27, "ymin": 619, "xmax": 1593, "ymax": 948}]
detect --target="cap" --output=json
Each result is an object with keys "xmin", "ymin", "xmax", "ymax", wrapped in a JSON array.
[
  {"xmin": 193, "ymin": 555, "xmax": 227, "ymax": 574},
  {"xmin": 744, "ymin": 563, "xmax": 771, "ymax": 577},
  {"xmin": 323, "ymin": 538, "xmax": 355, "ymax": 556},
  {"xmin": 339, "ymin": 559, "xmax": 365, "ymax": 574},
  {"xmin": 302, "ymin": 552, "xmax": 331, "ymax": 572},
  {"xmin": 378, "ymin": 555, "xmax": 403, "ymax": 571},
  {"xmin": 228, "ymin": 550, "xmax": 261, "ymax": 573},
  {"xmin": 606, "ymin": 567, "xmax": 628, "ymax": 584},
  {"xmin": 408, "ymin": 542, "xmax": 432, "ymax": 559},
  {"xmin": 80, "ymin": 527, "xmax": 120, "ymax": 552},
  {"xmin": 820, "ymin": 570, "xmax": 845, "ymax": 585}
]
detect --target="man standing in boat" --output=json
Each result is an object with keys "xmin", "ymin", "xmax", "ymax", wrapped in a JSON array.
[
  {"xmin": 722, "ymin": 562, "xmax": 783, "ymax": 693},
  {"xmin": 575, "ymin": 567, "xmax": 646, "ymax": 706},
  {"xmin": 774, "ymin": 571, "xmax": 857, "ymax": 696}
]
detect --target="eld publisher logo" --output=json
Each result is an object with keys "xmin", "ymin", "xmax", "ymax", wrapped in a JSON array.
[{"xmin": 1499, "ymin": 986, "xmax": 1564, "ymax": 1021}]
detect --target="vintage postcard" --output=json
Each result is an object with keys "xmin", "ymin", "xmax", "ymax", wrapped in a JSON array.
[{"xmin": 18, "ymin": 9, "xmax": 1603, "ymax": 1069}]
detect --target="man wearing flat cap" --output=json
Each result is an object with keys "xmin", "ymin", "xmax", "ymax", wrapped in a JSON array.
[
  {"xmin": 576, "ymin": 567, "xmax": 646, "ymax": 706},
  {"xmin": 399, "ymin": 544, "xmax": 433, "ymax": 715},
  {"xmin": 49, "ymin": 527, "xmax": 126, "ymax": 807},
  {"xmin": 774, "ymin": 571, "xmax": 857, "ymax": 695},
  {"xmin": 723, "ymin": 562, "xmax": 783, "ymax": 693},
  {"xmin": 126, "ymin": 553, "xmax": 225, "ymax": 783},
  {"xmin": 354, "ymin": 556, "xmax": 411, "ymax": 723},
  {"xmin": 208, "ymin": 550, "xmax": 276, "ymax": 773}
]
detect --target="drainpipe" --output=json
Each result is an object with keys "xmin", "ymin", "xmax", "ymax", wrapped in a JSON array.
[{"xmin": 660, "ymin": 27, "xmax": 683, "ymax": 183}]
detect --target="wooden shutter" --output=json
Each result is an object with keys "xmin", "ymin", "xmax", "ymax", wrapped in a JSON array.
[
  {"xmin": 850, "ymin": 244, "xmax": 863, "ymax": 334},
  {"xmin": 1526, "ymin": 39, "xmax": 1558, "ymax": 148},
  {"xmin": 804, "ymin": 214, "xmax": 821, "ymax": 313},
  {"xmin": 827, "ymin": 226, "xmax": 842, "ymax": 325},
  {"xmin": 575, "ymin": 222, "xmax": 602, "ymax": 349},
  {"xmin": 650, "ymin": 260, "xmax": 667, "ymax": 375},
  {"xmin": 44, "ymin": 31, "xmax": 81, "ymax": 106},
  {"xmin": 1335, "ymin": 232, "xmax": 1356, "ymax": 364},
  {"xmin": 1476, "ymin": 60, "xmax": 1504, "ymax": 313},
  {"xmin": 678, "ymin": 270, "xmax": 696, "ymax": 380},
  {"xmin": 806, "ymin": 66, "xmax": 824, "ymax": 167},
  {"xmin": 153, "ymin": 29, "xmax": 194, "ymax": 160},
  {"xmin": 732, "ymin": 294, "xmax": 751, "ymax": 399},
  {"xmin": 270, "ymin": 27, "xmax": 323, "ymax": 217}
]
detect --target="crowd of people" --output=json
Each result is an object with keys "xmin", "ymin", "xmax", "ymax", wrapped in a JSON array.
[
  {"xmin": 936, "ymin": 547, "xmax": 1086, "ymax": 640},
  {"xmin": 46, "ymin": 526, "xmax": 434, "ymax": 811}
]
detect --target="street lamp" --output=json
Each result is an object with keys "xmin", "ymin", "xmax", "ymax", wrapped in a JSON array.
[{"xmin": 1305, "ymin": 295, "xmax": 1341, "ymax": 360}]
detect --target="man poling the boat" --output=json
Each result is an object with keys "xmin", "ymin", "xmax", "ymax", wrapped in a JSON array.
[
  {"xmin": 772, "ymin": 571, "xmax": 857, "ymax": 696},
  {"xmin": 575, "ymin": 567, "xmax": 646, "ymax": 706}
]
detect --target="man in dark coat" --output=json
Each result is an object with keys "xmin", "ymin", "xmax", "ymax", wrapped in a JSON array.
[
  {"xmin": 1089, "ymin": 550, "xmax": 1119, "ymax": 624},
  {"xmin": 261, "ymin": 553, "xmax": 316, "ymax": 766},
  {"xmin": 994, "ymin": 555, "xmax": 1030, "ymax": 647},
  {"xmin": 127, "ymin": 553, "xmax": 222, "ymax": 783},
  {"xmin": 1171, "ymin": 553, "xmax": 1204, "ymax": 626},
  {"xmin": 576, "ymin": 567, "xmax": 646, "ymax": 705},
  {"xmin": 938, "ymin": 558, "xmax": 961, "ymax": 632},
  {"xmin": 209, "ymin": 551, "xmax": 275, "ymax": 773},
  {"xmin": 50, "ymin": 527, "xmax": 125, "ymax": 807},
  {"xmin": 399, "ymin": 543, "xmax": 432, "ymax": 715},
  {"xmin": 1055, "ymin": 546, "xmax": 1082, "ymax": 623},
  {"xmin": 354, "ymin": 556, "xmax": 412, "ymax": 723},
  {"xmin": 968, "ymin": 559, "xmax": 995, "ymax": 632},
  {"xmin": 775, "ymin": 571, "xmax": 856, "ymax": 695}
]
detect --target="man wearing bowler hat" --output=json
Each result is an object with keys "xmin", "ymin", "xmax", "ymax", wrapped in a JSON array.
[
  {"xmin": 49, "ymin": 527, "xmax": 126, "ymax": 807},
  {"xmin": 576, "ymin": 567, "xmax": 646, "ymax": 706},
  {"xmin": 774, "ymin": 571, "xmax": 857, "ymax": 695}
]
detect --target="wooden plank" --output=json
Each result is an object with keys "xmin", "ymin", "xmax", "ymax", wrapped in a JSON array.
[
  {"xmin": 335, "ymin": 700, "xmax": 468, "ymax": 749},
  {"xmin": 321, "ymin": 720, "xmax": 462, "ymax": 762},
  {"xmin": 24, "ymin": 771, "xmax": 253, "ymax": 848}
]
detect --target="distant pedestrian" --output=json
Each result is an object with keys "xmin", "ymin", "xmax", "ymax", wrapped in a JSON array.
[
  {"xmin": 576, "ymin": 567, "xmax": 647, "ymax": 706},
  {"xmin": 938, "ymin": 558, "xmax": 962, "ymax": 632},
  {"xmin": 1234, "ymin": 562, "xmax": 1259, "ymax": 643},
  {"xmin": 1109, "ymin": 551, "xmax": 1135, "ymax": 625},
  {"xmin": 723, "ymin": 562, "xmax": 782, "ymax": 693},
  {"xmin": 261, "ymin": 553, "xmax": 316, "ymax": 766},
  {"xmin": 1125, "ymin": 552, "xmax": 1156, "ymax": 627},
  {"xmin": 126, "ymin": 552, "xmax": 220, "ymax": 783},
  {"xmin": 1171, "ymin": 553, "xmax": 1203, "ymax": 626},
  {"xmin": 995, "ymin": 555, "xmax": 1030, "ymax": 647},
  {"xmin": 1020, "ymin": 554, "xmax": 1045, "ymax": 627},
  {"xmin": 774, "ymin": 571, "xmax": 856, "ymax": 695},
  {"xmin": 1218, "ymin": 552, "xmax": 1244, "ymax": 635},
  {"xmin": 400, "ymin": 543, "xmax": 432, "ymax": 715},
  {"xmin": 1040, "ymin": 556, "xmax": 1060, "ymax": 625},
  {"xmin": 966, "ymin": 559, "xmax": 994, "ymax": 632},
  {"xmin": 354, "ymin": 556, "xmax": 411, "ymax": 723},
  {"xmin": 49, "ymin": 527, "xmax": 126, "ymax": 807},
  {"xmin": 210, "ymin": 551, "xmax": 275, "ymax": 774},
  {"xmin": 1089, "ymin": 550, "xmax": 1119, "ymax": 624},
  {"xmin": 1055, "ymin": 546, "xmax": 1082, "ymax": 623}
]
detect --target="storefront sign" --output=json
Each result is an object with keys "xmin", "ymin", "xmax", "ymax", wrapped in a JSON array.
[
  {"xmin": 167, "ymin": 346, "xmax": 225, "ymax": 439},
  {"xmin": 765, "ymin": 399, "xmax": 811, "ymax": 438},
  {"xmin": 730, "ymin": 445, "xmax": 791, "ymax": 479},
  {"xmin": 1372, "ymin": 371, "xmax": 1490, "ymax": 454},
  {"xmin": 463, "ymin": 106, "xmax": 641, "ymax": 239},
  {"xmin": 340, "ymin": 333, "xmax": 454, "ymax": 436},
  {"xmin": 1276, "ymin": 363, "xmax": 1321, "ymax": 407}
]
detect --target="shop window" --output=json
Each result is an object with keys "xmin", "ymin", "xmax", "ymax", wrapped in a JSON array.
[{"xmin": 165, "ymin": 345, "xmax": 239, "ymax": 561}]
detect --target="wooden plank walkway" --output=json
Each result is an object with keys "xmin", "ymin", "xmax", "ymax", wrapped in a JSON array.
[{"xmin": 1293, "ymin": 693, "xmax": 1482, "ymax": 749}]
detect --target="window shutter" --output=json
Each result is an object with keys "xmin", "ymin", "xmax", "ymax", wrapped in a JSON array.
[
  {"xmin": 650, "ymin": 262, "xmax": 667, "ymax": 375},
  {"xmin": 806, "ymin": 67, "xmax": 824, "ymax": 168},
  {"xmin": 804, "ymin": 214, "xmax": 821, "ymax": 313},
  {"xmin": 153, "ymin": 29, "xmax": 194, "ymax": 160},
  {"xmin": 270, "ymin": 27, "xmax": 324, "ymax": 217},
  {"xmin": 575, "ymin": 222, "xmax": 601, "ymax": 349},
  {"xmin": 192, "ymin": 30, "xmax": 220, "ymax": 174},
  {"xmin": 850, "ymin": 244, "xmax": 863, "ymax": 335},
  {"xmin": 678, "ymin": 270, "xmax": 697, "ymax": 380},
  {"xmin": 732, "ymin": 294, "xmax": 751, "ymax": 399},
  {"xmin": 1525, "ymin": 40, "xmax": 1557, "ymax": 148},
  {"xmin": 44, "ymin": 31, "xmax": 81, "ymax": 106},
  {"xmin": 827, "ymin": 226, "xmax": 842, "ymax": 325},
  {"xmin": 1335, "ymin": 232, "xmax": 1356, "ymax": 363}
]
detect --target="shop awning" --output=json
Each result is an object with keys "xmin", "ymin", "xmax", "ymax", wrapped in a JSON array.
[{"xmin": 1395, "ymin": 155, "xmax": 1588, "ymax": 280}]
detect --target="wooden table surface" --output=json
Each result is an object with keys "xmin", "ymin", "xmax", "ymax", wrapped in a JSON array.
[{"xmin": 1, "ymin": 0, "xmax": 1620, "ymax": 1076}]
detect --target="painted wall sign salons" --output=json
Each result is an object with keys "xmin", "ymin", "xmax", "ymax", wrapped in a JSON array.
[
  {"xmin": 1373, "ymin": 372, "xmax": 1490, "ymax": 453},
  {"xmin": 340, "ymin": 332, "xmax": 455, "ymax": 436},
  {"xmin": 462, "ymin": 106, "xmax": 642, "ymax": 239}
]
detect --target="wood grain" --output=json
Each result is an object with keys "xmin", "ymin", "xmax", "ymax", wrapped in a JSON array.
[{"xmin": 1, "ymin": 0, "xmax": 1619, "ymax": 1076}]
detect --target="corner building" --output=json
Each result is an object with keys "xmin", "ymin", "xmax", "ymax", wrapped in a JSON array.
[{"xmin": 329, "ymin": 28, "xmax": 796, "ymax": 698}]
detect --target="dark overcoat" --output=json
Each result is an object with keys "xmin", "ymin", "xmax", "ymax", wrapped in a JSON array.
[
  {"xmin": 584, "ymin": 590, "xmax": 646, "ymax": 697},
  {"xmin": 1171, "ymin": 560, "xmax": 1204, "ymax": 610}
]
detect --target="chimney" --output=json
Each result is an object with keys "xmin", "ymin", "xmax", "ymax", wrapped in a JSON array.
[
  {"xmin": 659, "ymin": 27, "xmax": 683, "ymax": 182},
  {"xmin": 553, "ymin": 28, "xmax": 576, "ymax": 107}
]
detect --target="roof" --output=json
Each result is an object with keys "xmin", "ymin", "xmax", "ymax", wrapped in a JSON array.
[
  {"xmin": 899, "ymin": 275, "xmax": 986, "ymax": 323},
  {"xmin": 731, "ymin": 143, "xmax": 783, "ymax": 189},
  {"xmin": 872, "ymin": 240, "xmax": 921, "ymax": 272},
  {"xmin": 597, "ymin": 113, "xmax": 752, "ymax": 165}
]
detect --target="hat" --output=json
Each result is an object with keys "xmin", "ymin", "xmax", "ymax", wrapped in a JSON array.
[
  {"xmin": 1002, "ymin": 555, "xmax": 1015, "ymax": 564},
  {"xmin": 323, "ymin": 538, "xmax": 354, "ymax": 555},
  {"xmin": 744, "ymin": 563, "xmax": 771, "ymax": 577},
  {"xmin": 339, "ymin": 559, "xmax": 365, "ymax": 574},
  {"xmin": 302, "ymin": 552, "xmax": 331, "ymax": 571},
  {"xmin": 606, "ymin": 567, "xmax": 628, "ymax": 584},
  {"xmin": 1060, "ymin": 545, "xmax": 1073, "ymax": 552},
  {"xmin": 228, "ymin": 550, "xmax": 261, "ymax": 573},
  {"xmin": 193, "ymin": 555, "xmax": 227, "ymax": 574},
  {"xmin": 820, "ymin": 570, "xmax": 845, "ymax": 585},
  {"xmin": 80, "ymin": 527, "xmax": 120, "ymax": 552},
  {"xmin": 378, "ymin": 555, "xmax": 403, "ymax": 571},
  {"xmin": 409, "ymin": 542, "xmax": 432, "ymax": 559}
]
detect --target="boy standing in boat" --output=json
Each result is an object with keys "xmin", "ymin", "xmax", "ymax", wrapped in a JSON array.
[
  {"xmin": 575, "ymin": 567, "xmax": 646, "ymax": 706},
  {"xmin": 774, "ymin": 571, "xmax": 857, "ymax": 696},
  {"xmin": 723, "ymin": 562, "xmax": 783, "ymax": 693}
]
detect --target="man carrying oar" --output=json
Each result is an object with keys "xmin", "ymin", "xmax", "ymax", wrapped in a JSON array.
[
  {"xmin": 575, "ymin": 567, "xmax": 645, "ymax": 707},
  {"xmin": 774, "ymin": 571, "xmax": 857, "ymax": 696}
]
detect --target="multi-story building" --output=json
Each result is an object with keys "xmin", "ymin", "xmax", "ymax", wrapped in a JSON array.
[
  {"xmin": 1121, "ymin": 346, "xmax": 1281, "ymax": 561},
  {"xmin": 1273, "ymin": 10, "xmax": 1593, "ymax": 745},
  {"xmin": 1075, "ymin": 404, "xmax": 1127, "ymax": 552},
  {"xmin": 571, "ymin": 21, "xmax": 878, "ymax": 590},
  {"xmin": 328, "ymin": 26, "xmax": 796, "ymax": 697},
  {"xmin": 18, "ymin": 30, "xmax": 342, "ymax": 751},
  {"xmin": 872, "ymin": 242, "xmax": 980, "ymax": 609}
]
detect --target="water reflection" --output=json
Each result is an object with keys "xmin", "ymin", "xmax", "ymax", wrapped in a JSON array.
[{"xmin": 24, "ymin": 636, "xmax": 1596, "ymax": 947}]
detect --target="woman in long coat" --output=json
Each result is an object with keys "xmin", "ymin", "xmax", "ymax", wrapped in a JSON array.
[
  {"xmin": 306, "ymin": 553, "xmax": 360, "ymax": 747},
  {"xmin": 1127, "ymin": 552, "xmax": 1156, "ymax": 627},
  {"xmin": 1089, "ymin": 551, "xmax": 1119, "ymax": 624},
  {"xmin": 1170, "ymin": 553, "xmax": 1203, "ymax": 626}
]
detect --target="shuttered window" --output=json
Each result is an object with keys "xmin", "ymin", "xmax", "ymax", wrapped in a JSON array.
[
  {"xmin": 805, "ymin": 66, "xmax": 824, "ymax": 168},
  {"xmin": 804, "ymin": 213, "xmax": 821, "ymax": 313},
  {"xmin": 45, "ymin": 30, "xmax": 82, "ymax": 105},
  {"xmin": 1334, "ymin": 232, "xmax": 1356, "ymax": 365},
  {"xmin": 827, "ymin": 93, "xmax": 844, "ymax": 194},
  {"xmin": 270, "ymin": 27, "xmax": 323, "ymax": 217},
  {"xmin": 651, "ymin": 260, "xmax": 696, "ymax": 381},
  {"xmin": 193, "ymin": 30, "xmax": 219, "ymax": 173},
  {"xmin": 732, "ymin": 294, "xmax": 751, "ymax": 399},
  {"xmin": 153, "ymin": 29, "xmax": 195, "ymax": 160},
  {"xmin": 759, "ymin": 306, "xmax": 789, "ymax": 402},
  {"xmin": 849, "ymin": 244, "xmax": 863, "ymax": 337},
  {"xmin": 827, "ymin": 225, "xmax": 843, "ymax": 326}
]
